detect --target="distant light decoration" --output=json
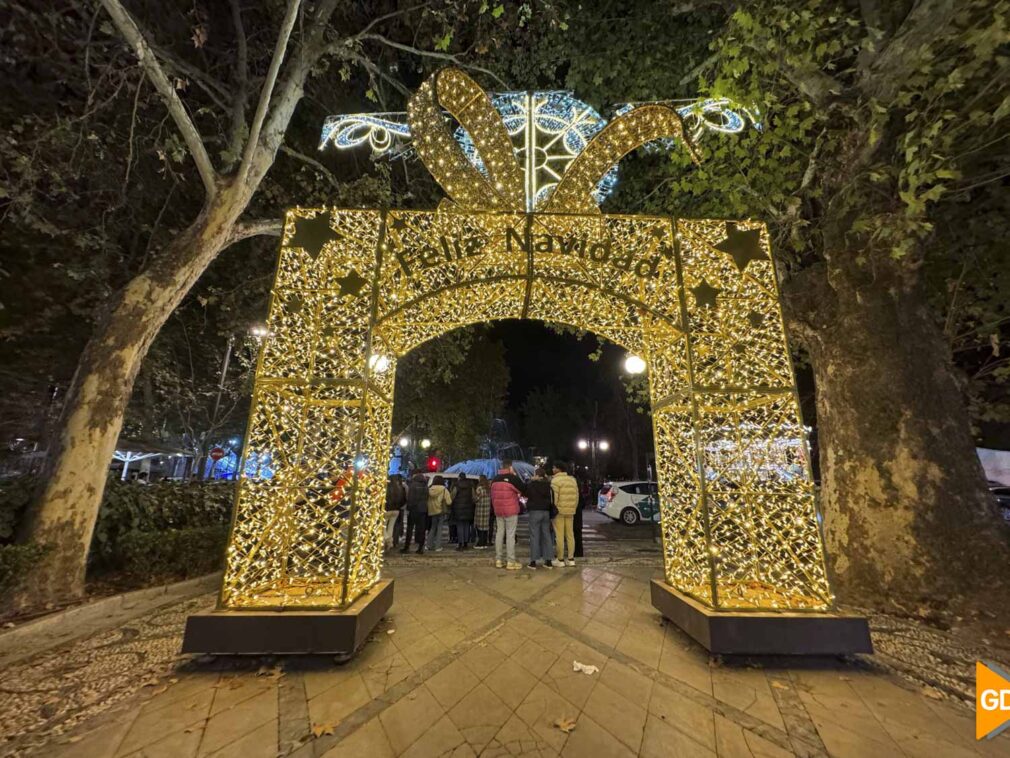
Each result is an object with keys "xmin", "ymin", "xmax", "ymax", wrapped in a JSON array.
[
  {"xmin": 624, "ymin": 354, "xmax": 647, "ymax": 374},
  {"xmin": 321, "ymin": 93, "xmax": 758, "ymax": 209},
  {"xmin": 319, "ymin": 113, "xmax": 411, "ymax": 154}
]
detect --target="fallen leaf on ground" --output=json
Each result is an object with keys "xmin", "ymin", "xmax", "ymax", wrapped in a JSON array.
[
  {"xmin": 312, "ymin": 723, "xmax": 335, "ymax": 737},
  {"xmin": 554, "ymin": 717, "xmax": 577, "ymax": 734},
  {"xmin": 922, "ymin": 686, "xmax": 944, "ymax": 700},
  {"xmin": 771, "ymin": 681, "xmax": 789, "ymax": 690},
  {"xmin": 65, "ymin": 736, "xmax": 82, "ymax": 744},
  {"xmin": 572, "ymin": 661, "xmax": 598, "ymax": 675},
  {"xmin": 140, "ymin": 677, "xmax": 160, "ymax": 687},
  {"xmin": 387, "ymin": 629, "xmax": 396, "ymax": 635}
]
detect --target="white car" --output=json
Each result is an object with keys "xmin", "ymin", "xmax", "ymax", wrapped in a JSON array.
[{"xmin": 598, "ymin": 481, "xmax": 658, "ymax": 525}]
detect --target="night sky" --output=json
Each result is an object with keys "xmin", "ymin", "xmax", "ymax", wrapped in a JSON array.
[{"xmin": 488, "ymin": 320, "xmax": 627, "ymax": 415}]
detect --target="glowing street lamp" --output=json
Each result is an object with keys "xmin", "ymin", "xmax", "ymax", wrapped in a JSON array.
[
  {"xmin": 368, "ymin": 354, "xmax": 391, "ymax": 373},
  {"xmin": 420, "ymin": 438, "xmax": 431, "ymax": 450},
  {"xmin": 623, "ymin": 354, "xmax": 647, "ymax": 375},
  {"xmin": 576, "ymin": 436, "xmax": 609, "ymax": 480},
  {"xmin": 398, "ymin": 436, "xmax": 410, "ymax": 448}
]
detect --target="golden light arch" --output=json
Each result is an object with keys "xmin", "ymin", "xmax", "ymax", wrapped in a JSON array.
[{"xmin": 197, "ymin": 69, "xmax": 862, "ymax": 655}]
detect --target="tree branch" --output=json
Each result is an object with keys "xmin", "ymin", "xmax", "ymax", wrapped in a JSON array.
[
  {"xmin": 149, "ymin": 42, "xmax": 232, "ymax": 108},
  {"xmin": 356, "ymin": 33, "xmax": 508, "ymax": 88},
  {"xmin": 237, "ymin": 0, "xmax": 303, "ymax": 185},
  {"xmin": 98, "ymin": 0, "xmax": 218, "ymax": 197},
  {"xmin": 225, "ymin": 0, "xmax": 250, "ymax": 170},
  {"xmin": 349, "ymin": 52, "xmax": 412, "ymax": 98},
  {"xmin": 353, "ymin": 2, "xmax": 431, "ymax": 38},
  {"xmin": 228, "ymin": 218, "xmax": 283, "ymax": 245},
  {"xmin": 280, "ymin": 144, "xmax": 342, "ymax": 189},
  {"xmin": 859, "ymin": 0, "xmax": 960, "ymax": 104}
]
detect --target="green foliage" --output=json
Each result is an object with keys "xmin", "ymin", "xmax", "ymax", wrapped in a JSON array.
[
  {"xmin": 0, "ymin": 543, "xmax": 48, "ymax": 596},
  {"xmin": 392, "ymin": 329, "xmax": 509, "ymax": 460},
  {"xmin": 0, "ymin": 475, "xmax": 232, "ymax": 586},
  {"xmin": 117, "ymin": 526, "xmax": 228, "ymax": 581},
  {"xmin": 0, "ymin": 476, "xmax": 33, "ymax": 541},
  {"xmin": 90, "ymin": 480, "xmax": 233, "ymax": 569}
]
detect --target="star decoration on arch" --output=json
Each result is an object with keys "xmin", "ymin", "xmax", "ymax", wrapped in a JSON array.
[
  {"xmin": 287, "ymin": 212, "xmax": 337, "ymax": 261},
  {"xmin": 691, "ymin": 279, "xmax": 721, "ymax": 309},
  {"xmin": 336, "ymin": 268, "xmax": 368, "ymax": 298},
  {"xmin": 715, "ymin": 222, "xmax": 767, "ymax": 273}
]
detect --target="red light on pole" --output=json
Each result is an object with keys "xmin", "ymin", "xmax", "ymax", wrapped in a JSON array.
[{"xmin": 426, "ymin": 455, "xmax": 441, "ymax": 472}]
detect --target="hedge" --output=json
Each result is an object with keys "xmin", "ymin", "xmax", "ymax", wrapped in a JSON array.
[
  {"xmin": 0, "ymin": 543, "xmax": 48, "ymax": 595},
  {"xmin": 0, "ymin": 476, "xmax": 234, "ymax": 586},
  {"xmin": 118, "ymin": 526, "xmax": 230, "ymax": 580}
]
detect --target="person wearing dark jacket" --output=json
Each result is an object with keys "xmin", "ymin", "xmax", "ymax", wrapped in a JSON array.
[
  {"xmin": 450, "ymin": 473, "xmax": 477, "ymax": 550},
  {"xmin": 401, "ymin": 473, "xmax": 429, "ymax": 554},
  {"xmin": 384, "ymin": 474, "xmax": 407, "ymax": 550},
  {"xmin": 525, "ymin": 467, "xmax": 555, "ymax": 569}
]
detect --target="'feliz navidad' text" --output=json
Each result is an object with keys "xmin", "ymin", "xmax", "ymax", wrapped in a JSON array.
[{"xmin": 392, "ymin": 227, "xmax": 665, "ymax": 279}]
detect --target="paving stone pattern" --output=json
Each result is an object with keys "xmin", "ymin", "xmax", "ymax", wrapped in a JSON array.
[{"xmin": 1, "ymin": 564, "xmax": 1006, "ymax": 758}]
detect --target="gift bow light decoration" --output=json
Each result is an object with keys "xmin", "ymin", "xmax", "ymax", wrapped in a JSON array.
[
  {"xmin": 320, "ymin": 87, "xmax": 760, "ymax": 210},
  {"xmin": 218, "ymin": 68, "xmax": 835, "ymax": 616}
]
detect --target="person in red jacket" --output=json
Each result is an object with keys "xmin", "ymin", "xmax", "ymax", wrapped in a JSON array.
[{"xmin": 490, "ymin": 458, "xmax": 525, "ymax": 570}]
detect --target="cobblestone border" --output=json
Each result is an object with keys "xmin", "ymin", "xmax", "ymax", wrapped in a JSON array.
[{"xmin": 0, "ymin": 573, "xmax": 221, "ymax": 668}]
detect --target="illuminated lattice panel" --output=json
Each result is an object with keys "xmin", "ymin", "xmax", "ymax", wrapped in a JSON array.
[
  {"xmin": 377, "ymin": 281, "xmax": 528, "ymax": 355},
  {"xmin": 222, "ymin": 208, "xmax": 384, "ymax": 609},
  {"xmin": 524, "ymin": 214, "xmax": 678, "ymax": 306},
  {"xmin": 378, "ymin": 211, "xmax": 525, "ymax": 312},
  {"xmin": 651, "ymin": 407, "xmax": 711, "ymax": 603},
  {"xmin": 675, "ymin": 219, "xmax": 793, "ymax": 390},
  {"xmin": 696, "ymin": 391, "xmax": 831, "ymax": 610},
  {"xmin": 672, "ymin": 218, "xmax": 830, "ymax": 610}
]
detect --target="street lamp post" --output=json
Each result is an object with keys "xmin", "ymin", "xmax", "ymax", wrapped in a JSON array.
[{"xmin": 576, "ymin": 436, "xmax": 609, "ymax": 482}]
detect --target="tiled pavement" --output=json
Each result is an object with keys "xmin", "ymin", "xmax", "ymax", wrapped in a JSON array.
[{"xmin": 2, "ymin": 565, "xmax": 1006, "ymax": 758}]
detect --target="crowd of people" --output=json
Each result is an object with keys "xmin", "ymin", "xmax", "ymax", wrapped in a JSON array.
[{"xmin": 383, "ymin": 458, "xmax": 582, "ymax": 570}]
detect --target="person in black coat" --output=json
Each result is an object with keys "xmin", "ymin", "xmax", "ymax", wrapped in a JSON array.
[
  {"xmin": 401, "ymin": 473, "xmax": 429, "ymax": 554},
  {"xmin": 383, "ymin": 474, "xmax": 406, "ymax": 550},
  {"xmin": 525, "ymin": 467, "xmax": 555, "ymax": 569},
  {"xmin": 450, "ymin": 473, "xmax": 477, "ymax": 550}
]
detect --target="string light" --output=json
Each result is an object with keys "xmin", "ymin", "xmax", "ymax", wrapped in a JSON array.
[{"xmin": 218, "ymin": 68, "xmax": 833, "ymax": 615}]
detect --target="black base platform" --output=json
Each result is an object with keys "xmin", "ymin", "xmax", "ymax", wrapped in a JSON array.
[
  {"xmin": 651, "ymin": 580, "xmax": 872, "ymax": 656},
  {"xmin": 181, "ymin": 579, "xmax": 394, "ymax": 656}
]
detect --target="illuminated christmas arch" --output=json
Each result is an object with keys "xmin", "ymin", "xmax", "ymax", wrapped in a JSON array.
[{"xmin": 218, "ymin": 68, "xmax": 833, "ymax": 615}]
